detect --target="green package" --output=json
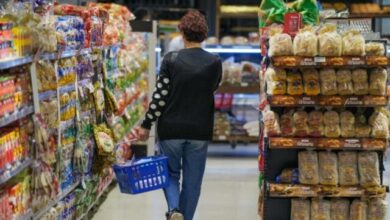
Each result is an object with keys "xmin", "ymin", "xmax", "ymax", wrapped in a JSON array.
[
  {"xmin": 259, "ymin": 0, "xmax": 287, "ymax": 27},
  {"xmin": 290, "ymin": 0, "xmax": 319, "ymax": 25}
]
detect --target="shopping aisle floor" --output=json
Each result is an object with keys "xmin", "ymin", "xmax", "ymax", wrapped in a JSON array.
[{"xmin": 93, "ymin": 145, "xmax": 260, "ymax": 220}]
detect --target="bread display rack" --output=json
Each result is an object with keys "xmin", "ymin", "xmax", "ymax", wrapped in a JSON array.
[{"xmin": 259, "ymin": 20, "xmax": 389, "ymax": 220}]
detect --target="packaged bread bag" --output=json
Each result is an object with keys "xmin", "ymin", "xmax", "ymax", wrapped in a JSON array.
[
  {"xmin": 330, "ymin": 199, "xmax": 350, "ymax": 220},
  {"xmin": 338, "ymin": 151, "xmax": 359, "ymax": 186},
  {"xmin": 302, "ymin": 68, "xmax": 320, "ymax": 95},
  {"xmin": 265, "ymin": 67, "xmax": 287, "ymax": 95},
  {"xmin": 268, "ymin": 27, "xmax": 293, "ymax": 57},
  {"xmin": 369, "ymin": 68, "xmax": 387, "ymax": 96},
  {"xmin": 293, "ymin": 110, "xmax": 309, "ymax": 137},
  {"xmin": 320, "ymin": 69, "xmax": 338, "ymax": 95},
  {"xmin": 291, "ymin": 199, "xmax": 310, "ymax": 220},
  {"xmin": 299, "ymin": 150, "xmax": 319, "ymax": 185},
  {"xmin": 340, "ymin": 111, "xmax": 355, "ymax": 138},
  {"xmin": 287, "ymin": 72, "xmax": 304, "ymax": 95},
  {"xmin": 368, "ymin": 108, "xmax": 389, "ymax": 139},
  {"xmin": 336, "ymin": 69, "xmax": 353, "ymax": 95},
  {"xmin": 358, "ymin": 152, "xmax": 380, "ymax": 187},
  {"xmin": 368, "ymin": 198, "xmax": 388, "ymax": 220},
  {"xmin": 319, "ymin": 151, "xmax": 338, "ymax": 185},
  {"xmin": 280, "ymin": 110, "xmax": 294, "ymax": 137},
  {"xmin": 350, "ymin": 199, "xmax": 368, "ymax": 220},
  {"xmin": 324, "ymin": 110, "xmax": 341, "ymax": 138},
  {"xmin": 342, "ymin": 30, "xmax": 365, "ymax": 56},
  {"xmin": 263, "ymin": 108, "xmax": 281, "ymax": 137},
  {"xmin": 293, "ymin": 27, "xmax": 318, "ymax": 56},
  {"xmin": 318, "ymin": 23, "xmax": 342, "ymax": 56},
  {"xmin": 311, "ymin": 198, "xmax": 331, "ymax": 220},
  {"xmin": 308, "ymin": 110, "xmax": 324, "ymax": 137},
  {"xmin": 365, "ymin": 42, "xmax": 385, "ymax": 56},
  {"xmin": 352, "ymin": 69, "xmax": 368, "ymax": 95}
]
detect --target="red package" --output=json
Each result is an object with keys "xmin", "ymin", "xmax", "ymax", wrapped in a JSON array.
[{"xmin": 284, "ymin": 13, "xmax": 302, "ymax": 37}]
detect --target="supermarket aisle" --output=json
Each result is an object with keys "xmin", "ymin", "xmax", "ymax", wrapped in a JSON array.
[{"xmin": 93, "ymin": 145, "xmax": 259, "ymax": 220}]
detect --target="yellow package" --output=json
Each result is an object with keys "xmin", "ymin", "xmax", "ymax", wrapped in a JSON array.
[
  {"xmin": 302, "ymin": 69, "xmax": 320, "ymax": 95},
  {"xmin": 287, "ymin": 72, "xmax": 303, "ymax": 95}
]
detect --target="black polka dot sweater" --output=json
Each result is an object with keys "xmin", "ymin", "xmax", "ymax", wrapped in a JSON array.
[{"xmin": 141, "ymin": 48, "xmax": 222, "ymax": 141}]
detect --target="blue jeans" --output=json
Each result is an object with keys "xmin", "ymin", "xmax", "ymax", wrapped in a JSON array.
[{"xmin": 159, "ymin": 139, "xmax": 208, "ymax": 220}]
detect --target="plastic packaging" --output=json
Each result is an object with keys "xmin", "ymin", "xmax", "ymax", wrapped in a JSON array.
[
  {"xmin": 308, "ymin": 110, "xmax": 324, "ymax": 137},
  {"xmin": 291, "ymin": 199, "xmax": 310, "ymax": 220},
  {"xmin": 350, "ymin": 200, "xmax": 367, "ymax": 220},
  {"xmin": 293, "ymin": 110, "xmax": 309, "ymax": 137},
  {"xmin": 342, "ymin": 30, "xmax": 365, "ymax": 56},
  {"xmin": 352, "ymin": 69, "xmax": 369, "ymax": 95},
  {"xmin": 287, "ymin": 72, "xmax": 304, "ymax": 95},
  {"xmin": 330, "ymin": 199, "xmax": 350, "ymax": 220},
  {"xmin": 318, "ymin": 24, "xmax": 342, "ymax": 56},
  {"xmin": 299, "ymin": 151, "xmax": 319, "ymax": 185},
  {"xmin": 365, "ymin": 42, "xmax": 385, "ymax": 56},
  {"xmin": 319, "ymin": 151, "xmax": 338, "ymax": 185},
  {"xmin": 358, "ymin": 152, "xmax": 380, "ymax": 187},
  {"xmin": 320, "ymin": 69, "xmax": 338, "ymax": 95},
  {"xmin": 265, "ymin": 67, "xmax": 287, "ymax": 95},
  {"xmin": 355, "ymin": 113, "xmax": 371, "ymax": 138},
  {"xmin": 369, "ymin": 68, "xmax": 387, "ymax": 96},
  {"xmin": 302, "ymin": 69, "xmax": 320, "ymax": 95},
  {"xmin": 276, "ymin": 168, "xmax": 299, "ymax": 184},
  {"xmin": 263, "ymin": 110, "xmax": 281, "ymax": 136},
  {"xmin": 338, "ymin": 152, "xmax": 359, "ymax": 186},
  {"xmin": 311, "ymin": 198, "xmax": 331, "ymax": 220},
  {"xmin": 369, "ymin": 108, "xmax": 389, "ymax": 139},
  {"xmin": 280, "ymin": 110, "xmax": 294, "ymax": 137},
  {"xmin": 268, "ymin": 28, "xmax": 293, "ymax": 56},
  {"xmin": 324, "ymin": 111, "xmax": 341, "ymax": 138},
  {"xmin": 368, "ymin": 198, "xmax": 387, "ymax": 220},
  {"xmin": 340, "ymin": 111, "xmax": 355, "ymax": 138},
  {"xmin": 293, "ymin": 28, "xmax": 318, "ymax": 56},
  {"xmin": 336, "ymin": 69, "xmax": 353, "ymax": 95}
]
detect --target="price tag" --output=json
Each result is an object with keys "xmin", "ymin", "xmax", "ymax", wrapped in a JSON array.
[
  {"xmin": 347, "ymin": 57, "xmax": 364, "ymax": 65},
  {"xmin": 314, "ymin": 57, "xmax": 326, "ymax": 63},
  {"xmin": 300, "ymin": 58, "xmax": 316, "ymax": 66},
  {"xmin": 343, "ymin": 139, "xmax": 361, "ymax": 148},
  {"xmin": 297, "ymin": 139, "xmax": 314, "ymax": 147},
  {"xmin": 298, "ymin": 96, "xmax": 316, "ymax": 105},
  {"xmin": 345, "ymin": 97, "xmax": 363, "ymax": 106}
]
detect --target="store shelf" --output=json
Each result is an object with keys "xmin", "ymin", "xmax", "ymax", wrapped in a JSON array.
[
  {"xmin": 33, "ymin": 180, "xmax": 81, "ymax": 220},
  {"xmin": 16, "ymin": 210, "xmax": 33, "ymax": 220},
  {"xmin": 268, "ymin": 183, "xmax": 388, "ymax": 198},
  {"xmin": 213, "ymin": 135, "xmax": 258, "ymax": 143},
  {"xmin": 217, "ymin": 83, "xmax": 259, "ymax": 94},
  {"xmin": 76, "ymin": 178, "xmax": 114, "ymax": 220},
  {"xmin": 269, "ymin": 137, "xmax": 387, "ymax": 151},
  {"xmin": 0, "ymin": 106, "xmax": 34, "ymax": 128},
  {"xmin": 0, "ymin": 56, "xmax": 33, "ymax": 70},
  {"xmin": 349, "ymin": 13, "xmax": 390, "ymax": 18},
  {"xmin": 271, "ymin": 56, "xmax": 389, "ymax": 68},
  {"xmin": 0, "ymin": 158, "xmax": 32, "ymax": 185},
  {"xmin": 268, "ymin": 95, "xmax": 388, "ymax": 107}
]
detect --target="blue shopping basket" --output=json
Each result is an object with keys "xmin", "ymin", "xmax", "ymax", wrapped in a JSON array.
[{"xmin": 113, "ymin": 155, "xmax": 169, "ymax": 194}]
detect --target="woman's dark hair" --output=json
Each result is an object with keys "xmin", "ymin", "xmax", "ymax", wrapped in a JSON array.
[{"xmin": 178, "ymin": 10, "xmax": 208, "ymax": 43}]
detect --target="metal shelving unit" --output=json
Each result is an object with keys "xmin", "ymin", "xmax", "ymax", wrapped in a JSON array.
[{"xmin": 0, "ymin": 159, "xmax": 32, "ymax": 185}]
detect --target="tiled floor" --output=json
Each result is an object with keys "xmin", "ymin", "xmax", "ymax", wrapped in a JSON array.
[{"xmin": 93, "ymin": 145, "xmax": 260, "ymax": 220}]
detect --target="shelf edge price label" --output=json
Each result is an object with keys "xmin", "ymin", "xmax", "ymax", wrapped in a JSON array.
[
  {"xmin": 298, "ymin": 96, "xmax": 316, "ymax": 105},
  {"xmin": 300, "ymin": 57, "xmax": 316, "ymax": 66},
  {"xmin": 345, "ymin": 96, "xmax": 363, "ymax": 106},
  {"xmin": 343, "ymin": 139, "xmax": 361, "ymax": 148},
  {"xmin": 314, "ymin": 57, "xmax": 326, "ymax": 63},
  {"xmin": 347, "ymin": 57, "xmax": 364, "ymax": 65},
  {"xmin": 297, "ymin": 138, "xmax": 314, "ymax": 148}
]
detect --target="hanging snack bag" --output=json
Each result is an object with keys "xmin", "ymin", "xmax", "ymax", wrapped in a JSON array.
[
  {"xmin": 336, "ymin": 69, "xmax": 354, "ymax": 95},
  {"xmin": 342, "ymin": 30, "xmax": 365, "ymax": 56},
  {"xmin": 319, "ymin": 151, "xmax": 338, "ymax": 185},
  {"xmin": 287, "ymin": 72, "xmax": 304, "ymax": 95},
  {"xmin": 340, "ymin": 111, "xmax": 355, "ymax": 138},
  {"xmin": 291, "ymin": 199, "xmax": 311, "ymax": 220},
  {"xmin": 311, "ymin": 199, "xmax": 331, "ymax": 220},
  {"xmin": 352, "ymin": 69, "xmax": 369, "ymax": 95},
  {"xmin": 338, "ymin": 152, "xmax": 359, "ymax": 186},
  {"xmin": 263, "ymin": 109, "xmax": 281, "ymax": 137},
  {"xmin": 280, "ymin": 110, "xmax": 295, "ymax": 137},
  {"xmin": 318, "ymin": 24, "xmax": 342, "ymax": 57},
  {"xmin": 350, "ymin": 200, "xmax": 368, "ymax": 220},
  {"xmin": 324, "ymin": 111, "xmax": 341, "ymax": 138},
  {"xmin": 308, "ymin": 110, "xmax": 324, "ymax": 137},
  {"xmin": 268, "ymin": 27, "xmax": 293, "ymax": 57},
  {"xmin": 302, "ymin": 69, "xmax": 320, "ymax": 95},
  {"xmin": 368, "ymin": 108, "xmax": 389, "ymax": 139},
  {"xmin": 299, "ymin": 150, "xmax": 319, "ymax": 185},
  {"xmin": 265, "ymin": 67, "xmax": 287, "ymax": 95},
  {"xmin": 293, "ymin": 27, "xmax": 318, "ymax": 56},
  {"xmin": 368, "ymin": 198, "xmax": 387, "ymax": 220},
  {"xmin": 293, "ymin": 110, "xmax": 309, "ymax": 137},
  {"xmin": 320, "ymin": 69, "xmax": 338, "ymax": 95},
  {"xmin": 369, "ymin": 68, "xmax": 387, "ymax": 96},
  {"xmin": 330, "ymin": 199, "xmax": 350, "ymax": 220},
  {"xmin": 358, "ymin": 152, "xmax": 380, "ymax": 187}
]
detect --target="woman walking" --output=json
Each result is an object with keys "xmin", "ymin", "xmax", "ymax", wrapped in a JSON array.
[{"xmin": 138, "ymin": 10, "xmax": 222, "ymax": 220}]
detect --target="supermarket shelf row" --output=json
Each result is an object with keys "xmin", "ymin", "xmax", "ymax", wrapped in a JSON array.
[
  {"xmin": 217, "ymin": 83, "xmax": 259, "ymax": 94},
  {"xmin": 213, "ymin": 134, "xmax": 258, "ymax": 143},
  {"xmin": 0, "ymin": 106, "xmax": 34, "ymax": 128},
  {"xmin": 33, "ymin": 180, "xmax": 81, "ymax": 220},
  {"xmin": 268, "ymin": 183, "xmax": 389, "ymax": 198},
  {"xmin": 0, "ymin": 158, "xmax": 32, "ymax": 186}
]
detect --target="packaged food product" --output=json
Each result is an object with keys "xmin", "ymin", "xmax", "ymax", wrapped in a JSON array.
[
  {"xmin": 280, "ymin": 110, "xmax": 294, "ymax": 136},
  {"xmin": 308, "ymin": 110, "xmax": 324, "ymax": 137},
  {"xmin": 302, "ymin": 69, "xmax": 320, "ymax": 95},
  {"xmin": 311, "ymin": 198, "xmax": 331, "ymax": 220},
  {"xmin": 320, "ymin": 69, "xmax": 338, "ymax": 95},
  {"xmin": 293, "ymin": 28, "xmax": 318, "ymax": 56},
  {"xmin": 298, "ymin": 151, "xmax": 319, "ymax": 185},
  {"xmin": 287, "ymin": 72, "xmax": 304, "ymax": 95},
  {"xmin": 263, "ymin": 110, "xmax": 281, "ymax": 136},
  {"xmin": 293, "ymin": 110, "xmax": 309, "ymax": 137},
  {"xmin": 265, "ymin": 67, "xmax": 287, "ymax": 95},
  {"xmin": 276, "ymin": 168, "xmax": 299, "ymax": 184},
  {"xmin": 368, "ymin": 198, "xmax": 387, "ymax": 220},
  {"xmin": 358, "ymin": 152, "xmax": 380, "ymax": 187},
  {"xmin": 355, "ymin": 113, "xmax": 371, "ymax": 138},
  {"xmin": 330, "ymin": 199, "xmax": 350, "ymax": 220},
  {"xmin": 342, "ymin": 30, "xmax": 365, "ymax": 56},
  {"xmin": 340, "ymin": 111, "xmax": 355, "ymax": 138},
  {"xmin": 352, "ymin": 69, "xmax": 368, "ymax": 95},
  {"xmin": 323, "ymin": 111, "xmax": 341, "ymax": 138},
  {"xmin": 318, "ymin": 24, "xmax": 342, "ymax": 56},
  {"xmin": 369, "ymin": 108, "xmax": 389, "ymax": 138},
  {"xmin": 336, "ymin": 69, "xmax": 353, "ymax": 95},
  {"xmin": 291, "ymin": 199, "xmax": 311, "ymax": 220},
  {"xmin": 350, "ymin": 200, "xmax": 367, "ymax": 220},
  {"xmin": 369, "ymin": 68, "xmax": 387, "ymax": 96},
  {"xmin": 319, "ymin": 151, "xmax": 338, "ymax": 185},
  {"xmin": 338, "ymin": 152, "xmax": 359, "ymax": 186},
  {"xmin": 268, "ymin": 28, "xmax": 293, "ymax": 56},
  {"xmin": 365, "ymin": 42, "xmax": 385, "ymax": 56}
]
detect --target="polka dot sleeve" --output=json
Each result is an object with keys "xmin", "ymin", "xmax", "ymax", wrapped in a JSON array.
[{"xmin": 141, "ymin": 60, "xmax": 171, "ymax": 130}]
